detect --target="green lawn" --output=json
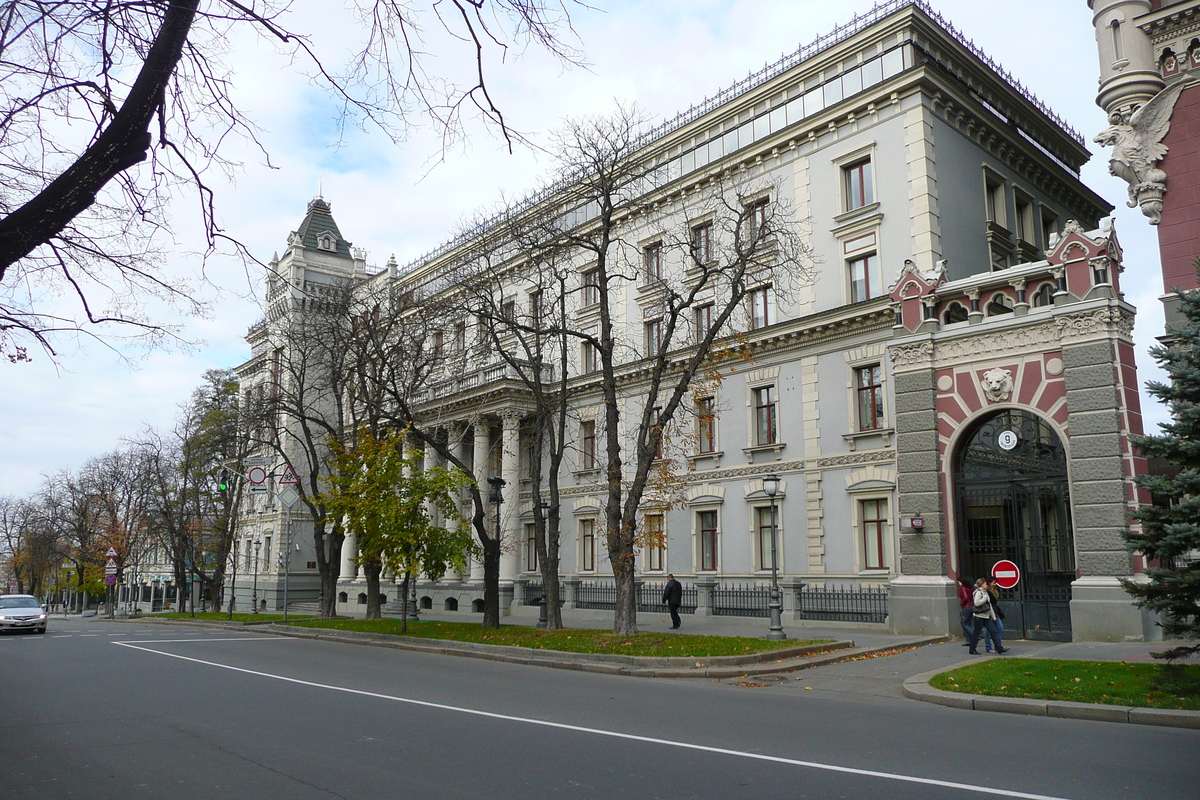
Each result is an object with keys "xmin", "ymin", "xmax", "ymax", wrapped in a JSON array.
[
  {"xmin": 930, "ymin": 658, "xmax": 1200, "ymax": 710},
  {"xmin": 157, "ymin": 612, "xmax": 315, "ymax": 623},
  {"xmin": 286, "ymin": 618, "xmax": 831, "ymax": 659}
]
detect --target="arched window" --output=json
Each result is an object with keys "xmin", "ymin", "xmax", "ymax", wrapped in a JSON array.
[
  {"xmin": 943, "ymin": 301, "xmax": 969, "ymax": 325},
  {"xmin": 421, "ymin": 596, "xmax": 434, "ymax": 609},
  {"xmin": 1032, "ymin": 283, "xmax": 1054, "ymax": 308},
  {"xmin": 472, "ymin": 599, "xmax": 485, "ymax": 613},
  {"xmin": 444, "ymin": 597, "xmax": 459, "ymax": 611},
  {"xmin": 337, "ymin": 592, "xmax": 347, "ymax": 603},
  {"xmin": 356, "ymin": 592, "xmax": 367, "ymax": 605},
  {"xmin": 986, "ymin": 294, "xmax": 1014, "ymax": 316}
]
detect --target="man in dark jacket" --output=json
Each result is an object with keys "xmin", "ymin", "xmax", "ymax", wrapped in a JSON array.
[{"xmin": 662, "ymin": 574, "xmax": 683, "ymax": 629}]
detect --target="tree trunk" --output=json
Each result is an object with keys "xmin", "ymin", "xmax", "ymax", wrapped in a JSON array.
[
  {"xmin": 611, "ymin": 552, "xmax": 638, "ymax": 635},
  {"xmin": 400, "ymin": 572, "xmax": 410, "ymax": 635},
  {"xmin": 482, "ymin": 535, "xmax": 501, "ymax": 628},
  {"xmin": 363, "ymin": 559, "xmax": 382, "ymax": 620}
]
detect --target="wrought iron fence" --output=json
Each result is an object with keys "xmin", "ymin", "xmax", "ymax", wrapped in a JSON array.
[
  {"xmin": 577, "ymin": 581, "xmax": 617, "ymax": 610},
  {"xmin": 638, "ymin": 581, "xmax": 697, "ymax": 615},
  {"xmin": 712, "ymin": 583, "xmax": 772, "ymax": 618},
  {"xmin": 797, "ymin": 585, "xmax": 889, "ymax": 624},
  {"xmin": 522, "ymin": 581, "xmax": 544, "ymax": 606}
]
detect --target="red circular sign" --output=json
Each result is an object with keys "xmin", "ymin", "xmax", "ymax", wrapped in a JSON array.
[
  {"xmin": 991, "ymin": 560, "xmax": 1021, "ymax": 589},
  {"xmin": 247, "ymin": 466, "xmax": 268, "ymax": 485}
]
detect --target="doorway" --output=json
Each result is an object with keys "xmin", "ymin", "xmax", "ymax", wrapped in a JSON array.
[{"xmin": 954, "ymin": 409, "xmax": 1075, "ymax": 641}]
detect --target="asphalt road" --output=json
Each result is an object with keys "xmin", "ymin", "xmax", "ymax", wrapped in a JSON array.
[{"xmin": 1, "ymin": 618, "xmax": 1196, "ymax": 800}]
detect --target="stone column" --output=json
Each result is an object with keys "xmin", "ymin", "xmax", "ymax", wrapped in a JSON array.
[
  {"xmin": 471, "ymin": 418, "xmax": 491, "ymax": 582},
  {"xmin": 451, "ymin": 423, "xmax": 473, "ymax": 582},
  {"xmin": 563, "ymin": 577, "xmax": 581, "ymax": 610},
  {"xmin": 499, "ymin": 411, "xmax": 522, "ymax": 586},
  {"xmin": 341, "ymin": 533, "xmax": 357, "ymax": 581},
  {"xmin": 694, "ymin": 577, "xmax": 717, "ymax": 618}
]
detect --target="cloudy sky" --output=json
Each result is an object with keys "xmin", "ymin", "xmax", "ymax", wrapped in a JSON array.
[{"xmin": 1, "ymin": 0, "xmax": 1167, "ymax": 496}]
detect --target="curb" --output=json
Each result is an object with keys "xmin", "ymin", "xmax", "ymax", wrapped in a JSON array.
[{"xmin": 902, "ymin": 662, "xmax": 1200, "ymax": 730}]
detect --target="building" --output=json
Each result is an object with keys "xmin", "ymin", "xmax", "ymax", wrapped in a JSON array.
[{"xmin": 233, "ymin": 0, "xmax": 1155, "ymax": 641}]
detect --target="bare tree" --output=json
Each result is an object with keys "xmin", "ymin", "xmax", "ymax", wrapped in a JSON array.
[{"xmin": 0, "ymin": 0, "xmax": 582, "ymax": 359}]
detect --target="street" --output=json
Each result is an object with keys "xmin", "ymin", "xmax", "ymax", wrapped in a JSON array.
[{"xmin": 1, "ymin": 618, "xmax": 1196, "ymax": 800}]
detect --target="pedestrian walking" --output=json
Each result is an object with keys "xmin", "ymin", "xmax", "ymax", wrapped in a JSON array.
[
  {"xmin": 957, "ymin": 577, "xmax": 974, "ymax": 645},
  {"xmin": 662, "ymin": 574, "xmax": 683, "ymax": 629},
  {"xmin": 983, "ymin": 576, "xmax": 1006, "ymax": 653},
  {"xmin": 968, "ymin": 578, "xmax": 1008, "ymax": 655}
]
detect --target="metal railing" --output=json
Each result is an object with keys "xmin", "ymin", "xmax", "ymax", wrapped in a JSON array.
[
  {"xmin": 797, "ymin": 585, "xmax": 889, "ymax": 624},
  {"xmin": 637, "ymin": 581, "xmax": 697, "ymax": 615},
  {"xmin": 576, "ymin": 581, "xmax": 617, "ymax": 610},
  {"xmin": 523, "ymin": 581, "xmax": 544, "ymax": 606},
  {"xmin": 712, "ymin": 583, "xmax": 772, "ymax": 618}
]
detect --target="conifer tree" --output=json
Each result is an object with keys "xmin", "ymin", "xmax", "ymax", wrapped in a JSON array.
[{"xmin": 1126, "ymin": 260, "xmax": 1200, "ymax": 661}]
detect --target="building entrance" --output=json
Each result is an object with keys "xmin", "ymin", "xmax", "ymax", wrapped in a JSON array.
[{"xmin": 954, "ymin": 410, "xmax": 1075, "ymax": 641}]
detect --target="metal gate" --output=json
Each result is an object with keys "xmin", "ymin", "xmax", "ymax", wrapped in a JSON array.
[{"xmin": 955, "ymin": 410, "xmax": 1074, "ymax": 641}]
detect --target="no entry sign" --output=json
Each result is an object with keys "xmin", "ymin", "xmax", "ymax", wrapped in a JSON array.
[{"xmin": 992, "ymin": 559, "xmax": 1021, "ymax": 589}]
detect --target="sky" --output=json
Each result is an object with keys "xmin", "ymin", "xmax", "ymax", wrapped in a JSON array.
[{"xmin": 0, "ymin": 0, "xmax": 1169, "ymax": 497}]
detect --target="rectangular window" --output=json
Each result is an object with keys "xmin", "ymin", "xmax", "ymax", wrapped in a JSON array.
[
  {"xmin": 986, "ymin": 178, "xmax": 1006, "ymax": 227},
  {"xmin": 861, "ymin": 498, "xmax": 888, "ymax": 570},
  {"xmin": 453, "ymin": 322, "xmax": 466, "ymax": 353},
  {"xmin": 1041, "ymin": 208, "xmax": 1059, "ymax": 250},
  {"xmin": 431, "ymin": 330, "xmax": 444, "ymax": 360},
  {"xmin": 271, "ymin": 348, "xmax": 283, "ymax": 398},
  {"xmin": 529, "ymin": 289, "xmax": 543, "ymax": 325},
  {"xmin": 754, "ymin": 385, "xmax": 777, "ymax": 446},
  {"xmin": 581, "ymin": 341, "xmax": 599, "ymax": 374},
  {"xmin": 644, "ymin": 241, "xmax": 663, "ymax": 280},
  {"xmin": 264, "ymin": 536, "xmax": 272, "ymax": 571},
  {"xmin": 580, "ymin": 519, "xmax": 595, "ymax": 572},
  {"xmin": 698, "ymin": 510, "xmax": 718, "ymax": 571},
  {"xmin": 645, "ymin": 318, "xmax": 663, "ymax": 355},
  {"xmin": 500, "ymin": 300, "xmax": 516, "ymax": 323},
  {"xmin": 849, "ymin": 254, "xmax": 882, "ymax": 302},
  {"xmin": 526, "ymin": 524, "xmax": 538, "ymax": 572},
  {"xmin": 696, "ymin": 396, "xmax": 716, "ymax": 454},
  {"xmin": 856, "ymin": 364, "xmax": 883, "ymax": 431},
  {"xmin": 746, "ymin": 197, "xmax": 770, "ymax": 243},
  {"xmin": 694, "ymin": 304, "xmax": 714, "ymax": 343},
  {"xmin": 748, "ymin": 286, "xmax": 773, "ymax": 329},
  {"xmin": 692, "ymin": 221, "xmax": 713, "ymax": 265},
  {"xmin": 582, "ymin": 269, "xmax": 600, "ymax": 306},
  {"xmin": 844, "ymin": 158, "xmax": 873, "ymax": 211},
  {"xmin": 1014, "ymin": 195, "xmax": 1034, "ymax": 243},
  {"xmin": 757, "ymin": 507, "xmax": 777, "ymax": 570},
  {"xmin": 645, "ymin": 514, "xmax": 664, "ymax": 572},
  {"xmin": 581, "ymin": 420, "xmax": 596, "ymax": 469},
  {"xmin": 650, "ymin": 406, "xmax": 663, "ymax": 459}
]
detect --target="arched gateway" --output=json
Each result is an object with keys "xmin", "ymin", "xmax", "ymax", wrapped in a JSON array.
[{"xmin": 954, "ymin": 409, "xmax": 1075, "ymax": 641}]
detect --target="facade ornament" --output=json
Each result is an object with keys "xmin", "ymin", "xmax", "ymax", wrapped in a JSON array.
[
  {"xmin": 1055, "ymin": 308, "xmax": 1131, "ymax": 341},
  {"xmin": 1092, "ymin": 80, "xmax": 1187, "ymax": 224},
  {"xmin": 887, "ymin": 341, "xmax": 934, "ymax": 367},
  {"xmin": 980, "ymin": 367, "xmax": 1015, "ymax": 403}
]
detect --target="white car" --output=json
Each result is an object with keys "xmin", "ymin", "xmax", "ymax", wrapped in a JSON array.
[{"xmin": 0, "ymin": 595, "xmax": 47, "ymax": 634}]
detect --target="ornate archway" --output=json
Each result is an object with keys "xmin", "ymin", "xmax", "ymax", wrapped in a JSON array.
[{"xmin": 954, "ymin": 409, "xmax": 1075, "ymax": 641}]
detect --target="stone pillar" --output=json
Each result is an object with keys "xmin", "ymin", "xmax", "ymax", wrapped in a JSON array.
[
  {"xmin": 888, "ymin": 341, "xmax": 956, "ymax": 636},
  {"xmin": 451, "ymin": 423, "xmax": 473, "ymax": 582},
  {"xmin": 341, "ymin": 533, "xmax": 357, "ymax": 581},
  {"xmin": 1060, "ymin": 325, "xmax": 1145, "ymax": 640},
  {"xmin": 780, "ymin": 576, "xmax": 805, "ymax": 619},
  {"xmin": 471, "ymin": 418, "xmax": 491, "ymax": 583},
  {"xmin": 563, "ymin": 577, "xmax": 581, "ymax": 610},
  {"xmin": 694, "ymin": 577, "xmax": 717, "ymax": 618},
  {"xmin": 500, "ymin": 411, "xmax": 522, "ymax": 585}
]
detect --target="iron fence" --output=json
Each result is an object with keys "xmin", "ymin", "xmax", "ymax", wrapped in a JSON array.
[
  {"xmin": 522, "ymin": 581, "xmax": 544, "ymax": 606},
  {"xmin": 638, "ymin": 581, "xmax": 697, "ymax": 615},
  {"xmin": 797, "ymin": 585, "xmax": 889, "ymax": 624},
  {"xmin": 577, "ymin": 581, "xmax": 617, "ymax": 610},
  {"xmin": 712, "ymin": 583, "xmax": 772, "ymax": 618}
]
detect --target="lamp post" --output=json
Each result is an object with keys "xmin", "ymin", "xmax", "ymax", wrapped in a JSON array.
[
  {"xmin": 487, "ymin": 476, "xmax": 506, "ymax": 617},
  {"xmin": 535, "ymin": 499, "xmax": 550, "ymax": 628},
  {"xmin": 762, "ymin": 473, "xmax": 786, "ymax": 641},
  {"xmin": 252, "ymin": 539, "xmax": 262, "ymax": 614}
]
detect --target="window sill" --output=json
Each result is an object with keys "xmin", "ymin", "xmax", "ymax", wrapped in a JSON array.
[
  {"xmin": 686, "ymin": 450, "xmax": 723, "ymax": 469},
  {"xmin": 743, "ymin": 443, "xmax": 786, "ymax": 461},
  {"xmin": 832, "ymin": 203, "xmax": 882, "ymax": 233},
  {"xmin": 573, "ymin": 468, "xmax": 601, "ymax": 483},
  {"xmin": 842, "ymin": 427, "xmax": 893, "ymax": 451}
]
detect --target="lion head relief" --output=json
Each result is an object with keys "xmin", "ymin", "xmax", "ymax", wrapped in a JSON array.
[{"xmin": 981, "ymin": 367, "xmax": 1014, "ymax": 403}]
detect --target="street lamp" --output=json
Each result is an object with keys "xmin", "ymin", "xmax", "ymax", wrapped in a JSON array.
[
  {"xmin": 762, "ymin": 473, "xmax": 786, "ymax": 641},
  {"xmin": 252, "ymin": 539, "xmax": 262, "ymax": 614},
  {"xmin": 487, "ymin": 476, "xmax": 506, "ymax": 618},
  {"xmin": 536, "ymin": 499, "xmax": 550, "ymax": 629}
]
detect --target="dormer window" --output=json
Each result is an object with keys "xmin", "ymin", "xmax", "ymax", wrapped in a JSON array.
[{"xmin": 320, "ymin": 235, "xmax": 333, "ymax": 251}]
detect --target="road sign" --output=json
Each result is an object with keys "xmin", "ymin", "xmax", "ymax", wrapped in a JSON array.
[
  {"xmin": 247, "ymin": 465, "xmax": 268, "ymax": 485},
  {"xmin": 105, "ymin": 575, "xmax": 117, "ymax": 586},
  {"xmin": 278, "ymin": 486, "xmax": 300, "ymax": 508},
  {"xmin": 105, "ymin": 547, "xmax": 118, "ymax": 558},
  {"xmin": 243, "ymin": 457, "xmax": 273, "ymax": 467},
  {"xmin": 992, "ymin": 559, "xmax": 1021, "ymax": 589},
  {"xmin": 279, "ymin": 464, "xmax": 299, "ymax": 485},
  {"xmin": 105, "ymin": 558, "xmax": 118, "ymax": 570}
]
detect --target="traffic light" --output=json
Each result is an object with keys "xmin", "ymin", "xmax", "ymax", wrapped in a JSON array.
[{"xmin": 218, "ymin": 469, "xmax": 229, "ymax": 495}]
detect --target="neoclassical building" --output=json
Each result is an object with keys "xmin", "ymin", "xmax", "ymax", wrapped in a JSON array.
[{"xmin": 233, "ymin": 0, "xmax": 1154, "ymax": 641}]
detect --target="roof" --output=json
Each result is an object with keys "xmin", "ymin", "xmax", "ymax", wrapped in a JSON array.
[{"xmin": 292, "ymin": 196, "xmax": 354, "ymax": 258}]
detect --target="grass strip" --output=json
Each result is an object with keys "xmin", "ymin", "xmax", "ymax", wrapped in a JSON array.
[
  {"xmin": 929, "ymin": 658, "xmax": 1200, "ymax": 710},
  {"xmin": 157, "ymin": 612, "xmax": 314, "ymax": 623},
  {"xmin": 285, "ymin": 618, "xmax": 830, "ymax": 659}
]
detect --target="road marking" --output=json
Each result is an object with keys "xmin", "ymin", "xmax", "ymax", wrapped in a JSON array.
[
  {"xmin": 79, "ymin": 634, "xmax": 99, "ymax": 637},
  {"xmin": 115, "ymin": 640, "xmax": 1075, "ymax": 800},
  {"xmin": 52, "ymin": 635, "xmax": 72, "ymax": 638}
]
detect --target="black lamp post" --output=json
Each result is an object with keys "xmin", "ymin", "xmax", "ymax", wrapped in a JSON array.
[
  {"xmin": 252, "ymin": 539, "xmax": 261, "ymax": 614},
  {"xmin": 763, "ymin": 473, "xmax": 786, "ymax": 641},
  {"xmin": 536, "ymin": 499, "xmax": 550, "ymax": 628}
]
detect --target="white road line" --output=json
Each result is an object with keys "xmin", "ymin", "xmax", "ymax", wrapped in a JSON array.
[
  {"xmin": 114, "ymin": 641, "xmax": 1074, "ymax": 800},
  {"xmin": 121, "ymin": 637, "xmax": 288, "ymax": 644}
]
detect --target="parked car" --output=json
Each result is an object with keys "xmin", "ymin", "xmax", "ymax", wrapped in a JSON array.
[{"xmin": 0, "ymin": 595, "xmax": 47, "ymax": 634}]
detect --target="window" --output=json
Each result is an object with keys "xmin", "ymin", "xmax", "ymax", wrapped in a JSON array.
[
  {"xmin": 861, "ymin": 498, "xmax": 889, "ymax": 570},
  {"xmin": 748, "ymin": 286, "xmax": 773, "ymax": 329},
  {"xmin": 644, "ymin": 241, "xmax": 663, "ymax": 280},
  {"xmin": 579, "ymin": 420, "xmax": 596, "ymax": 469},
  {"xmin": 453, "ymin": 322, "xmax": 466, "ymax": 353},
  {"xmin": 529, "ymin": 290, "xmax": 544, "ymax": 325},
  {"xmin": 843, "ymin": 158, "xmax": 873, "ymax": 211},
  {"xmin": 694, "ymin": 304, "xmax": 714, "ymax": 343},
  {"xmin": 698, "ymin": 510, "xmax": 718, "ymax": 571},
  {"xmin": 1041, "ymin": 208, "xmax": 1059, "ymax": 249},
  {"xmin": 431, "ymin": 330, "xmax": 444, "ymax": 359},
  {"xmin": 649, "ymin": 407, "xmax": 663, "ymax": 460},
  {"xmin": 943, "ymin": 302, "xmax": 969, "ymax": 325},
  {"xmin": 581, "ymin": 341, "xmax": 599, "ymax": 374},
  {"xmin": 501, "ymin": 300, "xmax": 516, "ymax": 323},
  {"xmin": 692, "ymin": 221, "xmax": 713, "ymax": 265},
  {"xmin": 696, "ymin": 396, "xmax": 716, "ymax": 454},
  {"xmin": 264, "ymin": 536, "xmax": 272, "ymax": 571},
  {"xmin": 746, "ymin": 197, "xmax": 770, "ymax": 243},
  {"xmin": 525, "ymin": 524, "xmax": 538, "ymax": 572},
  {"xmin": 644, "ymin": 318, "xmax": 663, "ymax": 355},
  {"xmin": 1032, "ymin": 283, "xmax": 1054, "ymax": 307},
  {"xmin": 1014, "ymin": 195, "xmax": 1034, "ymax": 243},
  {"xmin": 985, "ymin": 177, "xmax": 1006, "ymax": 227},
  {"xmin": 582, "ymin": 269, "xmax": 600, "ymax": 306},
  {"xmin": 986, "ymin": 294, "xmax": 1014, "ymax": 316},
  {"xmin": 645, "ymin": 514, "xmax": 664, "ymax": 572},
  {"xmin": 580, "ymin": 519, "xmax": 596, "ymax": 572},
  {"xmin": 849, "ymin": 254, "xmax": 883, "ymax": 302},
  {"xmin": 856, "ymin": 364, "xmax": 883, "ymax": 431},
  {"xmin": 757, "ymin": 507, "xmax": 777, "ymax": 570},
  {"xmin": 753, "ymin": 385, "xmax": 777, "ymax": 446}
]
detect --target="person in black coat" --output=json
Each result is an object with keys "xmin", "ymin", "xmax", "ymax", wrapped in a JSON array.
[{"xmin": 662, "ymin": 574, "xmax": 683, "ymax": 629}]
